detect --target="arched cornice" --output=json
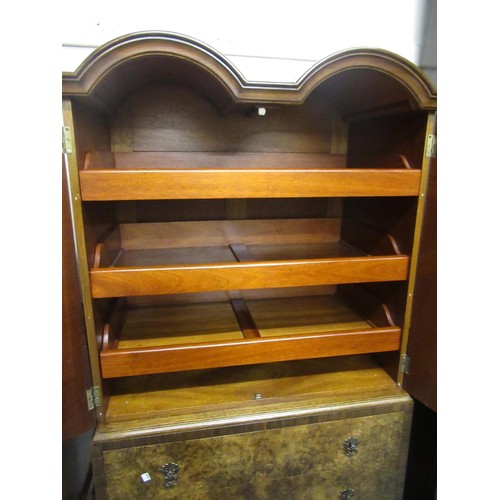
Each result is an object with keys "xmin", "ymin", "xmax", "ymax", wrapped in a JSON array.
[
  {"xmin": 295, "ymin": 48, "xmax": 436, "ymax": 110},
  {"xmin": 62, "ymin": 31, "xmax": 436, "ymax": 112},
  {"xmin": 62, "ymin": 31, "xmax": 246, "ymax": 100}
]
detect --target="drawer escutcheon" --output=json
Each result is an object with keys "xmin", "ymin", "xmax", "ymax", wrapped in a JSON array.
[
  {"xmin": 340, "ymin": 488, "xmax": 355, "ymax": 499},
  {"xmin": 343, "ymin": 436, "xmax": 361, "ymax": 456},
  {"xmin": 160, "ymin": 462, "xmax": 180, "ymax": 488}
]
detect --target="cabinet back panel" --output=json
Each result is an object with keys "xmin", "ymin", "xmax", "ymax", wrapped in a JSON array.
[
  {"xmin": 111, "ymin": 83, "xmax": 339, "ymax": 153},
  {"xmin": 115, "ymin": 199, "xmax": 330, "ymax": 224}
]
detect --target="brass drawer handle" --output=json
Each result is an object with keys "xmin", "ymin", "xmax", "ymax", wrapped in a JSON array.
[
  {"xmin": 343, "ymin": 436, "xmax": 360, "ymax": 456},
  {"xmin": 160, "ymin": 463, "xmax": 180, "ymax": 488}
]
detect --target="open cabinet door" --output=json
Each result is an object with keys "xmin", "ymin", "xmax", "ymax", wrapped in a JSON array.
[
  {"xmin": 402, "ymin": 125, "xmax": 437, "ymax": 412},
  {"xmin": 63, "ymin": 154, "xmax": 96, "ymax": 438},
  {"xmin": 63, "ymin": 154, "xmax": 97, "ymax": 498}
]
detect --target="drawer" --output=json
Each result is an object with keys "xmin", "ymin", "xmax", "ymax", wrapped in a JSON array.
[{"xmin": 98, "ymin": 410, "xmax": 409, "ymax": 499}]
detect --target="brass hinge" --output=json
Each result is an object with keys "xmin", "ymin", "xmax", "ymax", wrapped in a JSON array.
[
  {"xmin": 62, "ymin": 126, "xmax": 73, "ymax": 154},
  {"xmin": 86, "ymin": 386, "xmax": 101, "ymax": 410},
  {"xmin": 400, "ymin": 354, "xmax": 411, "ymax": 375},
  {"xmin": 425, "ymin": 133, "xmax": 437, "ymax": 158}
]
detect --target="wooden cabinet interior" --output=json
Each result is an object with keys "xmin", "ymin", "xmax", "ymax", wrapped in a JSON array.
[{"xmin": 63, "ymin": 32, "xmax": 436, "ymax": 425}]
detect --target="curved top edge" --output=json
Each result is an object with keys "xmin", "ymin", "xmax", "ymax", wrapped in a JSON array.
[
  {"xmin": 62, "ymin": 30, "xmax": 436, "ymax": 109},
  {"xmin": 298, "ymin": 45, "xmax": 436, "ymax": 93},
  {"xmin": 64, "ymin": 31, "xmax": 242, "ymax": 79},
  {"xmin": 62, "ymin": 31, "xmax": 247, "ymax": 93}
]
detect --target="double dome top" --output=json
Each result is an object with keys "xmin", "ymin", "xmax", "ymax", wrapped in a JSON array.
[{"xmin": 62, "ymin": 31, "xmax": 436, "ymax": 117}]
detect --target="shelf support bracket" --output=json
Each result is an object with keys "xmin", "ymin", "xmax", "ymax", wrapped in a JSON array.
[{"xmin": 400, "ymin": 354, "xmax": 411, "ymax": 375}]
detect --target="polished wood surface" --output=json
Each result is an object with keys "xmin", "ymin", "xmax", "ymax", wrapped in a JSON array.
[
  {"xmin": 85, "ymin": 151, "xmax": 347, "ymax": 169},
  {"xmin": 62, "ymin": 32, "xmax": 436, "ymax": 114},
  {"xmin": 101, "ymin": 410, "xmax": 408, "ymax": 499},
  {"xmin": 101, "ymin": 355, "xmax": 405, "ymax": 425},
  {"xmin": 80, "ymin": 168, "xmax": 421, "ymax": 201},
  {"xmin": 91, "ymin": 255, "xmax": 409, "ymax": 298},
  {"xmin": 90, "ymin": 218, "xmax": 408, "ymax": 298},
  {"xmin": 99, "ymin": 294, "xmax": 400, "ymax": 377},
  {"xmin": 101, "ymin": 328, "xmax": 400, "ymax": 377},
  {"xmin": 92, "ymin": 356, "xmax": 413, "ymax": 499},
  {"xmin": 116, "ymin": 218, "xmax": 341, "ymax": 250}
]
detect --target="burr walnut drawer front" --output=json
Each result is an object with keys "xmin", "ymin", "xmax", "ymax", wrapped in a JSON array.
[{"xmin": 100, "ymin": 411, "xmax": 408, "ymax": 500}]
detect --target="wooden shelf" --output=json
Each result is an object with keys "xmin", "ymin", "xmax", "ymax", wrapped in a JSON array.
[
  {"xmin": 101, "ymin": 354, "xmax": 398, "ymax": 426},
  {"xmin": 90, "ymin": 219, "xmax": 409, "ymax": 298},
  {"xmin": 100, "ymin": 292, "xmax": 401, "ymax": 378},
  {"xmin": 79, "ymin": 151, "xmax": 421, "ymax": 200},
  {"xmin": 103, "ymin": 354, "xmax": 404, "ymax": 425}
]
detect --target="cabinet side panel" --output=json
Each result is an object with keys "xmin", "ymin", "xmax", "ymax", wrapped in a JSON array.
[
  {"xmin": 346, "ymin": 112, "xmax": 428, "ymax": 170},
  {"xmin": 343, "ymin": 111, "xmax": 430, "ymax": 383},
  {"xmin": 65, "ymin": 99, "xmax": 116, "ymax": 421}
]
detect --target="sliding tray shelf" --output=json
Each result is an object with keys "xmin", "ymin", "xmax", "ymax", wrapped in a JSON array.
[
  {"xmin": 100, "ymin": 290, "xmax": 401, "ymax": 378},
  {"xmin": 78, "ymin": 152, "xmax": 421, "ymax": 200},
  {"xmin": 90, "ymin": 219, "xmax": 409, "ymax": 298}
]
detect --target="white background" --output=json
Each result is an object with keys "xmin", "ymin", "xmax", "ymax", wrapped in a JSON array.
[{"xmin": 61, "ymin": 0, "xmax": 436, "ymax": 85}]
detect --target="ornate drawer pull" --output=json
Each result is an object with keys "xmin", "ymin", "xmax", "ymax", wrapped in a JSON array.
[
  {"xmin": 340, "ymin": 488, "xmax": 355, "ymax": 499},
  {"xmin": 160, "ymin": 462, "xmax": 180, "ymax": 488},
  {"xmin": 343, "ymin": 436, "xmax": 360, "ymax": 456}
]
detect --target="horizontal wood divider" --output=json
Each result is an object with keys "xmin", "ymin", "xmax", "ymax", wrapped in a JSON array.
[
  {"xmin": 230, "ymin": 298, "xmax": 261, "ymax": 338},
  {"xmin": 90, "ymin": 256, "xmax": 409, "ymax": 298},
  {"xmin": 99, "ymin": 327, "xmax": 401, "ymax": 377},
  {"xmin": 79, "ymin": 169, "xmax": 421, "ymax": 200}
]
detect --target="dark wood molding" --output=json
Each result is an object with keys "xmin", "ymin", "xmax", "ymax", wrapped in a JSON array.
[{"xmin": 62, "ymin": 31, "xmax": 437, "ymax": 115}]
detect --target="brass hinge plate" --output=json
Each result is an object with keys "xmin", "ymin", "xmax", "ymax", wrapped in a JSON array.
[
  {"xmin": 425, "ymin": 133, "xmax": 437, "ymax": 158},
  {"xmin": 62, "ymin": 126, "xmax": 73, "ymax": 154},
  {"xmin": 400, "ymin": 354, "xmax": 411, "ymax": 375},
  {"xmin": 86, "ymin": 386, "xmax": 101, "ymax": 410}
]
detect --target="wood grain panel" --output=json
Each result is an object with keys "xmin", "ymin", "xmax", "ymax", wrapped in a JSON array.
[
  {"xmin": 90, "ymin": 256, "xmax": 409, "ymax": 298},
  {"xmin": 118, "ymin": 302, "xmax": 243, "ymax": 349},
  {"xmin": 79, "ymin": 169, "xmax": 421, "ymax": 200},
  {"xmin": 246, "ymin": 295, "xmax": 373, "ymax": 337},
  {"xmin": 117, "ymin": 218, "xmax": 341, "ymax": 250},
  {"xmin": 102, "ymin": 355, "xmax": 397, "ymax": 423},
  {"xmin": 111, "ymin": 152, "xmax": 347, "ymax": 169},
  {"xmin": 100, "ymin": 327, "xmax": 400, "ymax": 377},
  {"xmin": 101, "ymin": 411, "xmax": 407, "ymax": 499},
  {"xmin": 109, "ymin": 83, "xmax": 335, "ymax": 153},
  {"xmin": 102, "ymin": 355, "xmax": 400, "ymax": 423}
]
